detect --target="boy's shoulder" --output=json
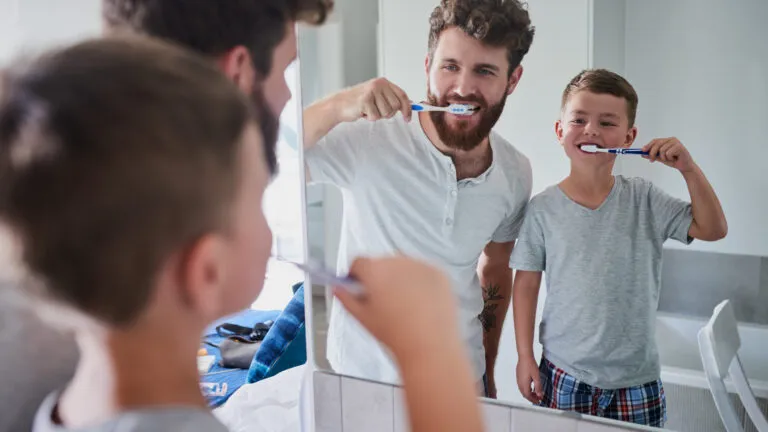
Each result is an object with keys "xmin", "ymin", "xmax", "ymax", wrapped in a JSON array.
[{"xmin": 33, "ymin": 392, "xmax": 228, "ymax": 432}]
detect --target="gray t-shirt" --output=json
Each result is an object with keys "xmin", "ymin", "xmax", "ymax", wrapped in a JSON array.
[
  {"xmin": 32, "ymin": 393, "xmax": 229, "ymax": 432},
  {"xmin": 510, "ymin": 176, "xmax": 693, "ymax": 389},
  {"xmin": 0, "ymin": 288, "xmax": 78, "ymax": 432}
]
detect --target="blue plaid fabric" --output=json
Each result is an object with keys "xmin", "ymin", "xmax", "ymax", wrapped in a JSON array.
[
  {"xmin": 538, "ymin": 357, "xmax": 667, "ymax": 428},
  {"xmin": 246, "ymin": 283, "xmax": 306, "ymax": 383}
]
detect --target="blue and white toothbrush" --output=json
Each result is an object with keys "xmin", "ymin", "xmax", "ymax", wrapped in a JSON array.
[
  {"xmin": 276, "ymin": 257, "xmax": 365, "ymax": 297},
  {"xmin": 411, "ymin": 103, "xmax": 476, "ymax": 116},
  {"xmin": 580, "ymin": 144, "xmax": 649, "ymax": 155}
]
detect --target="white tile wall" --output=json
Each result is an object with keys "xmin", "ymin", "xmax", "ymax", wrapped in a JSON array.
[
  {"xmin": 341, "ymin": 376, "xmax": 394, "ymax": 432},
  {"xmin": 511, "ymin": 407, "xmax": 580, "ymax": 432},
  {"xmin": 393, "ymin": 387, "xmax": 410, "ymax": 432},
  {"xmin": 313, "ymin": 372, "xmax": 342, "ymax": 432},
  {"xmin": 483, "ymin": 402, "xmax": 512, "ymax": 432},
  {"xmin": 314, "ymin": 371, "xmax": 655, "ymax": 432}
]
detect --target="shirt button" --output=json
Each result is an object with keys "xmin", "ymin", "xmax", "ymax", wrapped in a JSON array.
[
  {"xmin": 446, "ymin": 217, "xmax": 454, "ymax": 226},
  {"xmin": 450, "ymin": 189, "xmax": 457, "ymax": 197}
]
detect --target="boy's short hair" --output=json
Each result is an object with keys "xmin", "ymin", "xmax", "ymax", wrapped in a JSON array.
[
  {"xmin": 561, "ymin": 68, "xmax": 639, "ymax": 127},
  {"xmin": 0, "ymin": 36, "xmax": 262, "ymax": 326},
  {"xmin": 428, "ymin": 0, "xmax": 535, "ymax": 76},
  {"xmin": 102, "ymin": 0, "xmax": 334, "ymax": 78}
]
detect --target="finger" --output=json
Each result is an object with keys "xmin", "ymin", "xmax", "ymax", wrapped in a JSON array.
[
  {"xmin": 362, "ymin": 96, "xmax": 382, "ymax": 121},
  {"xmin": 646, "ymin": 139, "xmax": 662, "ymax": 162},
  {"xmin": 374, "ymin": 91, "xmax": 395, "ymax": 119},
  {"xmin": 382, "ymin": 87, "xmax": 402, "ymax": 119},
  {"xmin": 393, "ymin": 86, "xmax": 412, "ymax": 121},
  {"xmin": 533, "ymin": 373, "xmax": 544, "ymax": 399},
  {"xmin": 657, "ymin": 140, "xmax": 677, "ymax": 163},
  {"xmin": 518, "ymin": 380, "xmax": 535, "ymax": 403},
  {"xmin": 334, "ymin": 286, "xmax": 366, "ymax": 321},
  {"xmin": 348, "ymin": 257, "xmax": 374, "ymax": 283}
]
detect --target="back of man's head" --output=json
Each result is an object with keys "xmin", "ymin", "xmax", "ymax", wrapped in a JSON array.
[
  {"xmin": 0, "ymin": 36, "xmax": 264, "ymax": 327},
  {"xmin": 101, "ymin": 0, "xmax": 334, "ymax": 77}
]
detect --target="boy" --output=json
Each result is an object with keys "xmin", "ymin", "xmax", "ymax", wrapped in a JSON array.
[
  {"xmin": 0, "ymin": 36, "xmax": 483, "ymax": 432},
  {"xmin": 1, "ymin": 2, "xmax": 333, "ymax": 430},
  {"xmin": 511, "ymin": 69, "xmax": 727, "ymax": 427}
]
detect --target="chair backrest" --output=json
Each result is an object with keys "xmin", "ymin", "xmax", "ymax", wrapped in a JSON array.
[{"xmin": 698, "ymin": 299, "xmax": 768, "ymax": 432}]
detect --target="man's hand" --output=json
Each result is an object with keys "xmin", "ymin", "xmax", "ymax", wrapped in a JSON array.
[
  {"xmin": 485, "ymin": 371, "xmax": 497, "ymax": 399},
  {"xmin": 334, "ymin": 77, "xmax": 412, "ymax": 123}
]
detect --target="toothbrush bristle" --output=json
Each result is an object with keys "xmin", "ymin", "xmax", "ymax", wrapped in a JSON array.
[{"xmin": 448, "ymin": 104, "xmax": 475, "ymax": 115}]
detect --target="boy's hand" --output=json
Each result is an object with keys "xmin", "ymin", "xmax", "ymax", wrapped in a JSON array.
[
  {"xmin": 333, "ymin": 256, "xmax": 457, "ymax": 361},
  {"xmin": 642, "ymin": 137, "xmax": 697, "ymax": 173},
  {"xmin": 516, "ymin": 355, "xmax": 543, "ymax": 404}
]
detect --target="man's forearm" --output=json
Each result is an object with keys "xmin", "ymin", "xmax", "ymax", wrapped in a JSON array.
[
  {"xmin": 479, "ymin": 267, "xmax": 512, "ymax": 370},
  {"xmin": 303, "ymin": 94, "xmax": 343, "ymax": 149}
]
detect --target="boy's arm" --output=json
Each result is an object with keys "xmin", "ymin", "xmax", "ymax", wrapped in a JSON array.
[
  {"xmin": 513, "ymin": 270, "xmax": 543, "ymax": 403},
  {"xmin": 643, "ymin": 138, "xmax": 728, "ymax": 241},
  {"xmin": 682, "ymin": 165, "xmax": 728, "ymax": 241},
  {"xmin": 477, "ymin": 241, "xmax": 515, "ymax": 398}
]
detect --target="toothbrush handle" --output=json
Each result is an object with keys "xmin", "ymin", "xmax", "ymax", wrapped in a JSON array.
[
  {"xmin": 611, "ymin": 148, "xmax": 649, "ymax": 155},
  {"xmin": 411, "ymin": 103, "xmax": 425, "ymax": 112}
]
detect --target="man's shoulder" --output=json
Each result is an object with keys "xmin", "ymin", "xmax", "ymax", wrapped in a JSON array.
[
  {"xmin": 489, "ymin": 131, "xmax": 531, "ymax": 170},
  {"xmin": 489, "ymin": 131, "xmax": 532, "ymax": 192}
]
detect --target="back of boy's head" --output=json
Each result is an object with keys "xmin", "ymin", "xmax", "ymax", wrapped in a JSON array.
[
  {"xmin": 101, "ymin": 0, "xmax": 334, "ymax": 78},
  {"xmin": 0, "ymin": 36, "xmax": 261, "ymax": 327},
  {"xmin": 561, "ymin": 68, "xmax": 638, "ymax": 127}
]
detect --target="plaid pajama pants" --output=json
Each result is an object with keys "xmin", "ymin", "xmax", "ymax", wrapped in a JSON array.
[{"xmin": 538, "ymin": 357, "xmax": 667, "ymax": 428}]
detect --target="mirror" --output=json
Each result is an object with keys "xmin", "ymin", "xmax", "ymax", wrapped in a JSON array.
[
  {"xmin": 299, "ymin": 0, "xmax": 768, "ymax": 430},
  {"xmin": 258, "ymin": 59, "xmax": 306, "ymax": 312}
]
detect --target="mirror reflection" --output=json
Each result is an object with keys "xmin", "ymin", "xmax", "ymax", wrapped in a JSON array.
[{"xmin": 301, "ymin": 0, "xmax": 768, "ymax": 430}]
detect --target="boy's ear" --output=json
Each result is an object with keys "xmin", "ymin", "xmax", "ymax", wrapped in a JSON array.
[
  {"xmin": 554, "ymin": 119, "xmax": 564, "ymax": 144},
  {"xmin": 177, "ymin": 233, "xmax": 231, "ymax": 319},
  {"xmin": 624, "ymin": 126, "xmax": 638, "ymax": 147}
]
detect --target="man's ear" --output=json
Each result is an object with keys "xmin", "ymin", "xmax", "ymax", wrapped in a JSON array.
[
  {"xmin": 176, "ymin": 233, "xmax": 231, "ymax": 320},
  {"xmin": 506, "ymin": 65, "xmax": 524, "ymax": 95},
  {"xmin": 218, "ymin": 46, "xmax": 257, "ymax": 94}
]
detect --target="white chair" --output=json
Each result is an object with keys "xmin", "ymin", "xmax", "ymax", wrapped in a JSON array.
[{"xmin": 698, "ymin": 299, "xmax": 768, "ymax": 432}]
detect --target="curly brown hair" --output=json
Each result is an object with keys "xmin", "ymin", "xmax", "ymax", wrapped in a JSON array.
[
  {"xmin": 428, "ymin": 0, "xmax": 535, "ymax": 76},
  {"xmin": 102, "ymin": 0, "xmax": 334, "ymax": 77},
  {"xmin": 561, "ymin": 69, "xmax": 639, "ymax": 128}
]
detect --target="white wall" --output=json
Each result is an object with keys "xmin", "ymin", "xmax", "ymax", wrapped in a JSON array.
[
  {"xmin": 616, "ymin": 0, "xmax": 767, "ymax": 257},
  {"xmin": 0, "ymin": 0, "xmax": 102, "ymax": 65},
  {"xmin": 380, "ymin": 0, "xmax": 593, "ymax": 403}
]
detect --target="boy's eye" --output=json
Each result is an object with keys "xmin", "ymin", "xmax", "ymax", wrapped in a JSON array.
[
  {"xmin": 570, "ymin": 119, "xmax": 585, "ymax": 124},
  {"xmin": 600, "ymin": 122, "xmax": 617, "ymax": 127}
]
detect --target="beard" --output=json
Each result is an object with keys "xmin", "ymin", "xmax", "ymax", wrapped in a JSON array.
[
  {"xmin": 249, "ymin": 86, "xmax": 279, "ymax": 175},
  {"xmin": 427, "ymin": 89, "xmax": 508, "ymax": 152}
]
